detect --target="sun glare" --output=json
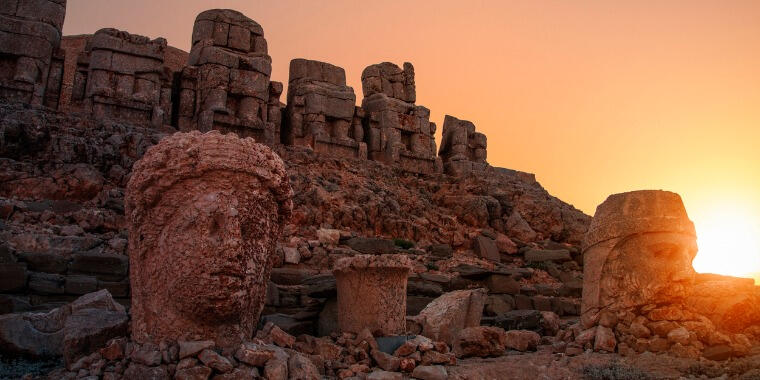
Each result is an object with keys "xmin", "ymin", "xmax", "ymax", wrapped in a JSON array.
[{"xmin": 691, "ymin": 202, "xmax": 760, "ymax": 283}]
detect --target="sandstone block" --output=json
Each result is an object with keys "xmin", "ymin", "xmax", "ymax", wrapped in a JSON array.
[
  {"xmin": 416, "ymin": 288, "xmax": 487, "ymax": 346},
  {"xmin": 504, "ymin": 330, "xmax": 540, "ymax": 352},
  {"xmin": 333, "ymin": 254, "xmax": 411, "ymax": 335},
  {"xmin": 453, "ymin": 326, "xmax": 506, "ymax": 358},
  {"xmin": 473, "ymin": 235, "xmax": 499, "ymax": 262}
]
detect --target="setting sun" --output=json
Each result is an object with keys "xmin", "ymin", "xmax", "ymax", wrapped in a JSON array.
[{"xmin": 691, "ymin": 201, "xmax": 760, "ymax": 283}]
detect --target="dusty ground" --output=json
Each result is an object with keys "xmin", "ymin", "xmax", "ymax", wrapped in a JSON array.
[{"xmin": 449, "ymin": 351, "xmax": 760, "ymax": 380}]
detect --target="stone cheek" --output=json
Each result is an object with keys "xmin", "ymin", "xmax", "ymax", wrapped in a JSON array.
[
  {"xmin": 126, "ymin": 131, "xmax": 292, "ymax": 348},
  {"xmin": 333, "ymin": 255, "xmax": 411, "ymax": 336}
]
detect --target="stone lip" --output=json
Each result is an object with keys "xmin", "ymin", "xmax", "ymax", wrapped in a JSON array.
[
  {"xmin": 332, "ymin": 254, "xmax": 412, "ymax": 273},
  {"xmin": 582, "ymin": 190, "xmax": 695, "ymax": 250}
]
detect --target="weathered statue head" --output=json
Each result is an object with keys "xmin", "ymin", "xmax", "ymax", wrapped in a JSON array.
[
  {"xmin": 581, "ymin": 190, "xmax": 697, "ymax": 328},
  {"xmin": 126, "ymin": 131, "xmax": 292, "ymax": 347}
]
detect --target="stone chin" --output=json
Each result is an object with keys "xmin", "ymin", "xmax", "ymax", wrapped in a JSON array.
[
  {"xmin": 168, "ymin": 273, "xmax": 249, "ymax": 322},
  {"xmin": 601, "ymin": 231, "xmax": 698, "ymax": 310}
]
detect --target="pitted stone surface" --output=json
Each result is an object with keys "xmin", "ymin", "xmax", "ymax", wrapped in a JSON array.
[
  {"xmin": 438, "ymin": 115, "xmax": 489, "ymax": 176},
  {"xmin": 285, "ymin": 58, "xmax": 366, "ymax": 159},
  {"xmin": 333, "ymin": 254, "xmax": 411, "ymax": 335},
  {"xmin": 361, "ymin": 62, "xmax": 440, "ymax": 175},
  {"xmin": 126, "ymin": 131, "xmax": 292, "ymax": 347},
  {"xmin": 70, "ymin": 28, "xmax": 171, "ymax": 128},
  {"xmin": 0, "ymin": 0, "xmax": 67, "ymax": 107},
  {"xmin": 178, "ymin": 9, "xmax": 279, "ymax": 144}
]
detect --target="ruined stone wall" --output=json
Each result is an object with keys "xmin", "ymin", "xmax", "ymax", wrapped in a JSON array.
[
  {"xmin": 439, "ymin": 115, "xmax": 489, "ymax": 176},
  {"xmin": 285, "ymin": 59, "xmax": 365, "ymax": 159},
  {"xmin": 361, "ymin": 62, "xmax": 440, "ymax": 175},
  {"xmin": 69, "ymin": 29, "xmax": 171, "ymax": 129},
  {"xmin": 177, "ymin": 9, "xmax": 278, "ymax": 145},
  {"xmin": 0, "ymin": 0, "xmax": 67, "ymax": 107}
]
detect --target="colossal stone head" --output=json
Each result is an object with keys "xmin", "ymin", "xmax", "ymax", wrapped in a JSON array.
[
  {"xmin": 126, "ymin": 131, "xmax": 292, "ymax": 347},
  {"xmin": 581, "ymin": 190, "xmax": 697, "ymax": 328}
]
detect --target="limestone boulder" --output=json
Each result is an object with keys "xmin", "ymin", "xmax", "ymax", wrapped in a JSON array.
[
  {"xmin": 415, "ymin": 288, "xmax": 487, "ymax": 346},
  {"xmin": 0, "ymin": 289, "xmax": 126, "ymax": 365},
  {"xmin": 453, "ymin": 326, "xmax": 507, "ymax": 358}
]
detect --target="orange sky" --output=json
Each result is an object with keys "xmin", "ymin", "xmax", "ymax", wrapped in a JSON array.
[{"xmin": 63, "ymin": 1, "xmax": 760, "ymax": 278}]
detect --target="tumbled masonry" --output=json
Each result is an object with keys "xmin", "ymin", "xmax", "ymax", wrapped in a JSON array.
[{"xmin": 0, "ymin": 3, "xmax": 493, "ymax": 176}]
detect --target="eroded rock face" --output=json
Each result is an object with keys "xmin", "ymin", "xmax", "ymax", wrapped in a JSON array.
[
  {"xmin": 580, "ymin": 190, "xmax": 760, "ymax": 359},
  {"xmin": 126, "ymin": 131, "xmax": 292, "ymax": 347},
  {"xmin": 438, "ymin": 115, "xmax": 489, "ymax": 176},
  {"xmin": 285, "ymin": 59, "xmax": 366, "ymax": 159},
  {"xmin": 178, "ymin": 9, "xmax": 278, "ymax": 144},
  {"xmin": 361, "ymin": 62, "xmax": 441, "ymax": 175},
  {"xmin": 0, "ymin": 0, "xmax": 67, "ymax": 107},
  {"xmin": 333, "ymin": 254, "xmax": 411, "ymax": 335},
  {"xmin": 582, "ymin": 190, "xmax": 698, "ymax": 329},
  {"xmin": 414, "ymin": 289, "xmax": 487, "ymax": 346},
  {"xmin": 70, "ymin": 28, "xmax": 171, "ymax": 128},
  {"xmin": 0, "ymin": 289, "xmax": 126, "ymax": 366}
]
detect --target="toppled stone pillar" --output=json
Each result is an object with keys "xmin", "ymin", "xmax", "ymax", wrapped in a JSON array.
[
  {"xmin": 126, "ymin": 131, "xmax": 293, "ymax": 347},
  {"xmin": 178, "ymin": 9, "xmax": 278, "ymax": 145},
  {"xmin": 438, "ymin": 115, "xmax": 489, "ymax": 176},
  {"xmin": 333, "ymin": 254, "xmax": 411, "ymax": 335},
  {"xmin": 70, "ymin": 29, "xmax": 170, "ymax": 128},
  {"xmin": 0, "ymin": 0, "xmax": 67, "ymax": 106},
  {"xmin": 581, "ymin": 190, "xmax": 760, "ymax": 358},
  {"xmin": 284, "ymin": 59, "xmax": 365, "ymax": 159},
  {"xmin": 361, "ymin": 62, "xmax": 441, "ymax": 174}
]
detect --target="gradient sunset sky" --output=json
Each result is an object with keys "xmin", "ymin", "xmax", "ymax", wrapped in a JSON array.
[{"xmin": 63, "ymin": 1, "xmax": 760, "ymax": 277}]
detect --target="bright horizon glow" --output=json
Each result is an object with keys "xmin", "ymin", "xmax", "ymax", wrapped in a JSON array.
[
  {"xmin": 691, "ymin": 200, "xmax": 760, "ymax": 284},
  {"xmin": 60, "ymin": 0, "xmax": 760, "ymax": 280}
]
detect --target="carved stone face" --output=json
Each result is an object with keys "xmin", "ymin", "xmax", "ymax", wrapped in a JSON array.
[
  {"xmin": 151, "ymin": 177, "xmax": 278, "ymax": 323},
  {"xmin": 601, "ymin": 232, "xmax": 698, "ymax": 310},
  {"xmin": 127, "ymin": 131, "xmax": 292, "ymax": 347}
]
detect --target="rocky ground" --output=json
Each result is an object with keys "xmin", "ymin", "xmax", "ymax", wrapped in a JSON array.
[{"xmin": 3, "ymin": 102, "xmax": 760, "ymax": 379}]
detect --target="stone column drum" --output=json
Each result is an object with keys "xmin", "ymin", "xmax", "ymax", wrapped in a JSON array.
[
  {"xmin": 125, "ymin": 131, "xmax": 293, "ymax": 347},
  {"xmin": 333, "ymin": 254, "xmax": 412, "ymax": 335}
]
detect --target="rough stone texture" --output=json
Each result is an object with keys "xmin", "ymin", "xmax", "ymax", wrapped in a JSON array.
[
  {"xmin": 0, "ymin": 289, "xmax": 125, "ymax": 363},
  {"xmin": 178, "ymin": 9, "xmax": 279, "ymax": 144},
  {"xmin": 415, "ymin": 289, "xmax": 487, "ymax": 346},
  {"xmin": 453, "ymin": 326, "xmax": 507, "ymax": 358},
  {"xmin": 361, "ymin": 62, "xmax": 441, "ymax": 175},
  {"xmin": 683, "ymin": 274, "xmax": 760, "ymax": 334},
  {"xmin": 438, "ymin": 115, "xmax": 489, "ymax": 176},
  {"xmin": 582, "ymin": 190, "xmax": 697, "ymax": 330},
  {"xmin": 503, "ymin": 330, "xmax": 540, "ymax": 352},
  {"xmin": 69, "ymin": 28, "xmax": 171, "ymax": 128},
  {"xmin": 126, "ymin": 131, "xmax": 293, "ymax": 347},
  {"xmin": 580, "ymin": 189, "xmax": 760, "ymax": 359},
  {"xmin": 285, "ymin": 58, "xmax": 366, "ymax": 159},
  {"xmin": 0, "ymin": 0, "xmax": 67, "ymax": 107},
  {"xmin": 333, "ymin": 254, "xmax": 411, "ymax": 335}
]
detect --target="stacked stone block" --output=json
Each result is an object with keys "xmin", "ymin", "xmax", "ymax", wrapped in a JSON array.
[
  {"xmin": 0, "ymin": 0, "xmax": 67, "ymax": 107},
  {"xmin": 439, "ymin": 115, "xmax": 489, "ymax": 176},
  {"xmin": 177, "ymin": 9, "xmax": 278, "ymax": 145},
  {"xmin": 361, "ymin": 62, "xmax": 440, "ymax": 174},
  {"xmin": 69, "ymin": 29, "xmax": 170, "ymax": 128},
  {"xmin": 285, "ymin": 59, "xmax": 366, "ymax": 159}
]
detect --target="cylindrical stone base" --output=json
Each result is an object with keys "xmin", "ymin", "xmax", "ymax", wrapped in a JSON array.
[{"xmin": 333, "ymin": 254, "xmax": 411, "ymax": 335}]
